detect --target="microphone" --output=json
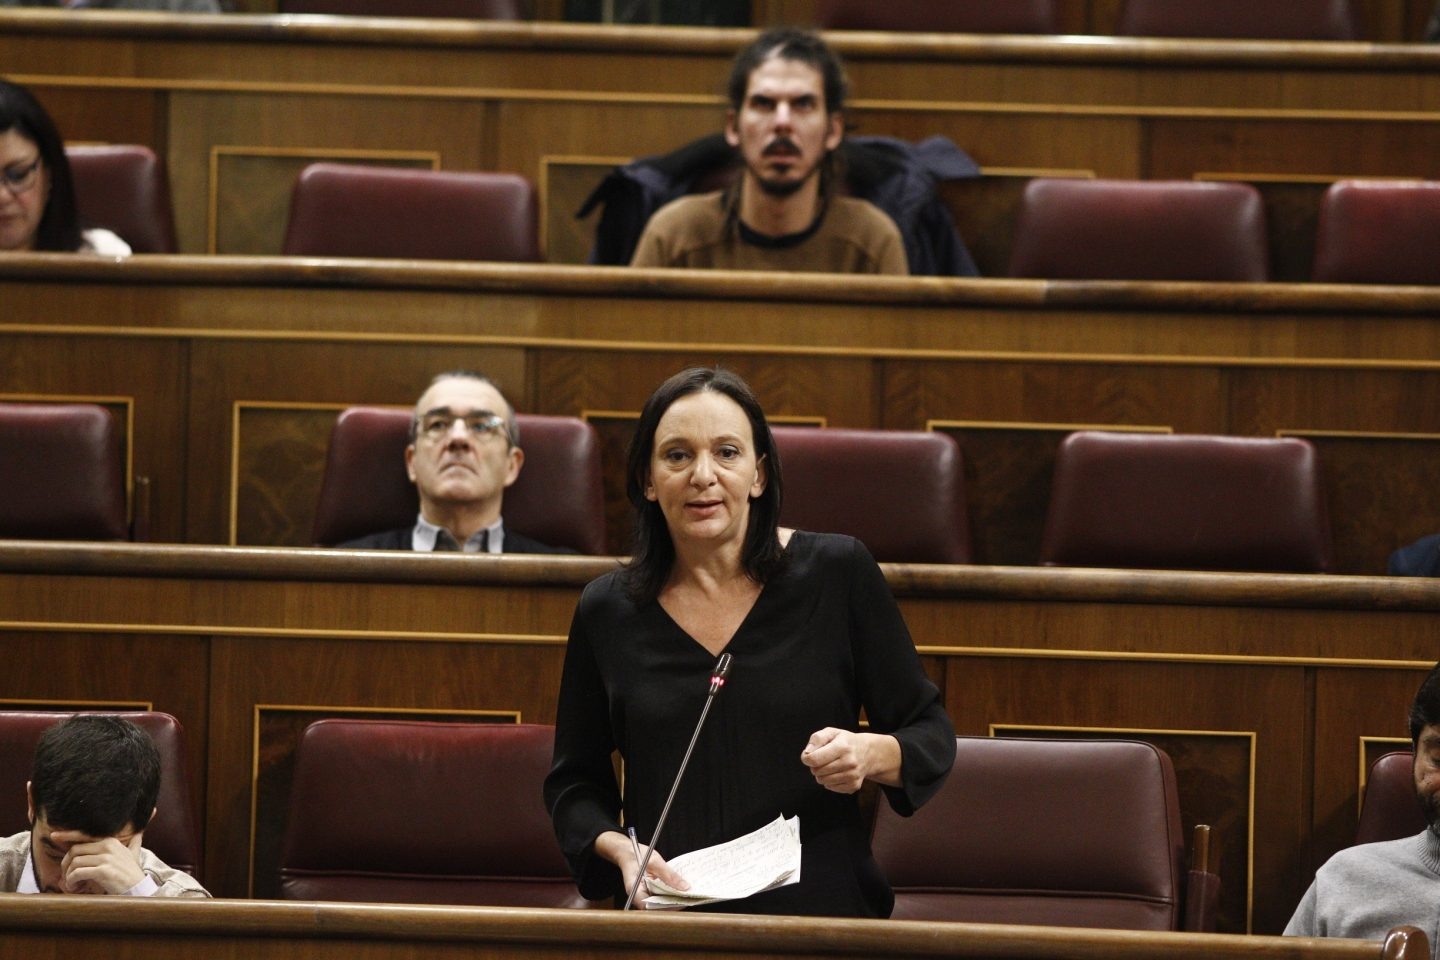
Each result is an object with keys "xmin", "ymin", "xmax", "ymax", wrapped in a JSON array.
[{"xmin": 624, "ymin": 651, "xmax": 733, "ymax": 910}]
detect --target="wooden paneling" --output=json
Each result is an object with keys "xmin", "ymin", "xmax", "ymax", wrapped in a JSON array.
[
  {"xmin": 10, "ymin": 15, "xmax": 1440, "ymax": 255},
  {"xmin": 1284, "ymin": 432, "xmax": 1440, "ymax": 576},
  {"xmin": 0, "ymin": 896, "xmax": 1424, "ymax": 960},
  {"xmin": 1309, "ymin": 667, "xmax": 1428, "ymax": 871},
  {"xmin": 1, "ymin": 628, "xmax": 211, "ymax": 846},
  {"xmin": 0, "ymin": 333, "xmax": 188, "ymax": 542},
  {"xmin": 10, "ymin": 258, "xmax": 1440, "ymax": 569},
  {"xmin": 2, "ymin": 541, "xmax": 1439, "ymax": 932}
]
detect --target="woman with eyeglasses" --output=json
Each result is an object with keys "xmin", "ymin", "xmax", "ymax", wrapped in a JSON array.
[{"xmin": 0, "ymin": 79, "xmax": 130, "ymax": 255}]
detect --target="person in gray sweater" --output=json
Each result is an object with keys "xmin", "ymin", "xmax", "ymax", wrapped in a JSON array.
[{"xmin": 1284, "ymin": 661, "xmax": 1440, "ymax": 951}]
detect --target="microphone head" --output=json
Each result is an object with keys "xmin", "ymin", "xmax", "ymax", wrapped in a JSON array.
[{"xmin": 708, "ymin": 652, "xmax": 734, "ymax": 693}]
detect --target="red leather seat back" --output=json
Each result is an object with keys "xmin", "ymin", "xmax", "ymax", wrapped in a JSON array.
[
  {"xmin": 0, "ymin": 402, "xmax": 129, "ymax": 541},
  {"xmin": 66, "ymin": 144, "xmax": 178, "ymax": 254},
  {"xmin": 1115, "ymin": 0, "xmax": 1360, "ymax": 40},
  {"xmin": 279, "ymin": 720, "xmax": 590, "ymax": 907},
  {"xmin": 1355, "ymin": 751, "xmax": 1428, "ymax": 846},
  {"xmin": 0, "ymin": 711, "xmax": 202, "ymax": 877},
  {"xmin": 1007, "ymin": 178, "xmax": 1270, "ymax": 281},
  {"xmin": 873, "ymin": 736, "xmax": 1185, "ymax": 929},
  {"xmin": 282, "ymin": 163, "xmax": 540, "ymax": 262},
  {"xmin": 815, "ymin": 0, "xmax": 1060, "ymax": 33},
  {"xmin": 1038, "ymin": 431, "xmax": 1334, "ymax": 573},
  {"xmin": 1312, "ymin": 180, "xmax": 1440, "ymax": 285},
  {"xmin": 312, "ymin": 406, "xmax": 606, "ymax": 554},
  {"xmin": 277, "ymin": 1, "xmax": 526, "ymax": 18},
  {"xmin": 772, "ymin": 426, "xmax": 970, "ymax": 563}
]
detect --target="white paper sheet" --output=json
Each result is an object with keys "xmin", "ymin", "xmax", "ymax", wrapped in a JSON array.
[{"xmin": 641, "ymin": 814, "xmax": 801, "ymax": 909}]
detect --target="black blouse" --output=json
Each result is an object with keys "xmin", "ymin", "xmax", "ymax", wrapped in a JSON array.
[{"xmin": 544, "ymin": 531, "xmax": 955, "ymax": 917}]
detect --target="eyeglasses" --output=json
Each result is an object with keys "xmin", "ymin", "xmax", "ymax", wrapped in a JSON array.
[
  {"xmin": 416, "ymin": 409, "xmax": 511, "ymax": 444},
  {"xmin": 0, "ymin": 157, "xmax": 42, "ymax": 197}
]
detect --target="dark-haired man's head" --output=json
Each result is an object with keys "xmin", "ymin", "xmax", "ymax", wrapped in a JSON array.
[
  {"xmin": 405, "ymin": 370, "xmax": 524, "ymax": 543},
  {"xmin": 724, "ymin": 28, "xmax": 847, "ymax": 202},
  {"xmin": 28, "ymin": 715, "xmax": 160, "ymax": 837},
  {"xmin": 1408, "ymin": 662, "xmax": 1440, "ymax": 835},
  {"xmin": 727, "ymin": 28, "xmax": 848, "ymax": 117},
  {"xmin": 25, "ymin": 715, "xmax": 161, "ymax": 893}
]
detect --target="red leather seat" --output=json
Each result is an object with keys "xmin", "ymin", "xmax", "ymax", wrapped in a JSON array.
[
  {"xmin": 0, "ymin": 402, "xmax": 130, "ymax": 541},
  {"xmin": 872, "ymin": 736, "xmax": 1218, "ymax": 930},
  {"xmin": 66, "ymin": 144, "xmax": 178, "ymax": 254},
  {"xmin": 1355, "ymin": 751, "xmax": 1427, "ymax": 846},
  {"xmin": 1115, "ymin": 0, "xmax": 1360, "ymax": 40},
  {"xmin": 277, "ymin": 0, "xmax": 526, "ymax": 17},
  {"xmin": 1312, "ymin": 180, "xmax": 1440, "ymax": 285},
  {"xmin": 1038, "ymin": 431, "xmax": 1334, "ymax": 573},
  {"xmin": 282, "ymin": 163, "xmax": 540, "ymax": 262},
  {"xmin": 312, "ymin": 406, "xmax": 606, "ymax": 554},
  {"xmin": 0, "ymin": 711, "xmax": 203, "ymax": 877},
  {"xmin": 815, "ymin": 0, "xmax": 1061, "ymax": 33},
  {"xmin": 1008, "ymin": 178, "xmax": 1270, "ymax": 281},
  {"xmin": 279, "ymin": 720, "xmax": 590, "ymax": 907},
  {"xmin": 771, "ymin": 426, "xmax": 970, "ymax": 564}
]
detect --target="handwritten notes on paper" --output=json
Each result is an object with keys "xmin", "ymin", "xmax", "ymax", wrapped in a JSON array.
[{"xmin": 642, "ymin": 815, "xmax": 801, "ymax": 909}]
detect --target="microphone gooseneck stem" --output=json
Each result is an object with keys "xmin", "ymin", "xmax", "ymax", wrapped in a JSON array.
[{"xmin": 624, "ymin": 652, "xmax": 732, "ymax": 910}]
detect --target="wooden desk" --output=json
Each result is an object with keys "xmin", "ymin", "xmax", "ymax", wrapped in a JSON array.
[
  {"xmin": 6, "ymin": 11, "xmax": 1440, "ymax": 263},
  {"xmin": 2, "ymin": 541, "xmax": 1437, "ymax": 933},
  {"xmin": 5, "ymin": 255, "xmax": 1440, "ymax": 573},
  {"xmin": 0, "ymin": 897, "xmax": 1426, "ymax": 960}
]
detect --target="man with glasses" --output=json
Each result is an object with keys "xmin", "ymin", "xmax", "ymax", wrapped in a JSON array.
[{"xmin": 339, "ymin": 371, "xmax": 570, "ymax": 554}]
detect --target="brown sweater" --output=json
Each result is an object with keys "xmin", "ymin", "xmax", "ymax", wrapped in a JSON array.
[{"xmin": 630, "ymin": 191, "xmax": 909, "ymax": 275}]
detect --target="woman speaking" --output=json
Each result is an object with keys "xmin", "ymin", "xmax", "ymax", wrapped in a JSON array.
[{"xmin": 545, "ymin": 366, "xmax": 955, "ymax": 917}]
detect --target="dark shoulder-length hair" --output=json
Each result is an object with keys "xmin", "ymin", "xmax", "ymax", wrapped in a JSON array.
[
  {"xmin": 623, "ymin": 367, "xmax": 786, "ymax": 606},
  {"xmin": 0, "ymin": 79, "xmax": 82, "ymax": 252}
]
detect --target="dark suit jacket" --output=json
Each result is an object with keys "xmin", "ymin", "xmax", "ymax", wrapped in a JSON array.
[
  {"xmin": 338, "ymin": 526, "xmax": 574, "ymax": 555},
  {"xmin": 1388, "ymin": 533, "xmax": 1440, "ymax": 577}
]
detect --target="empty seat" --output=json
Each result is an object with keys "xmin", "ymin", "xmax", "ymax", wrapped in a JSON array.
[
  {"xmin": 277, "ymin": 0, "xmax": 526, "ymax": 17},
  {"xmin": 282, "ymin": 163, "xmax": 540, "ymax": 262},
  {"xmin": 1038, "ymin": 431, "xmax": 1334, "ymax": 572},
  {"xmin": 66, "ymin": 145, "xmax": 178, "ymax": 254},
  {"xmin": 771, "ymin": 426, "xmax": 970, "ymax": 563},
  {"xmin": 815, "ymin": 0, "xmax": 1061, "ymax": 33},
  {"xmin": 279, "ymin": 719, "xmax": 588, "ymax": 907},
  {"xmin": 0, "ymin": 711, "xmax": 203, "ymax": 877},
  {"xmin": 1007, "ymin": 178, "xmax": 1270, "ymax": 281},
  {"xmin": 312, "ymin": 406, "xmax": 606, "ymax": 554},
  {"xmin": 0, "ymin": 402, "xmax": 129, "ymax": 541},
  {"xmin": 872, "ymin": 736, "xmax": 1218, "ymax": 930},
  {"xmin": 1312, "ymin": 180, "xmax": 1440, "ymax": 285},
  {"xmin": 1355, "ymin": 751, "xmax": 1427, "ymax": 846},
  {"xmin": 1115, "ymin": 0, "xmax": 1360, "ymax": 40}
]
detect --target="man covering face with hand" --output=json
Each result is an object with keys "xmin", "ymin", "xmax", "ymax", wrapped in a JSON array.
[{"xmin": 1, "ymin": 715, "xmax": 209, "ymax": 897}]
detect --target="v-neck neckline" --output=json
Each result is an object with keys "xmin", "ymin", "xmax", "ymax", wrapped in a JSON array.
[
  {"xmin": 655, "ymin": 575, "xmax": 766, "ymax": 659},
  {"xmin": 653, "ymin": 531, "xmax": 801, "ymax": 659}
]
